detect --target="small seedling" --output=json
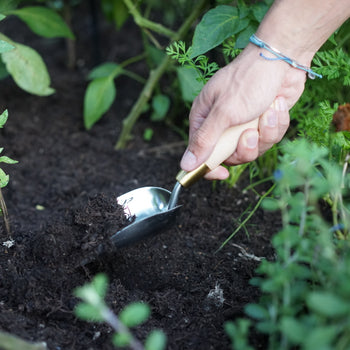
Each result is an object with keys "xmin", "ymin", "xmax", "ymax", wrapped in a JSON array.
[
  {"xmin": 0, "ymin": 109, "xmax": 17, "ymax": 235},
  {"xmin": 74, "ymin": 273, "xmax": 166, "ymax": 350}
]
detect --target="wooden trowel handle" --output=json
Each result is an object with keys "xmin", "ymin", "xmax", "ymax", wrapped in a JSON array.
[{"xmin": 176, "ymin": 118, "xmax": 259, "ymax": 187}]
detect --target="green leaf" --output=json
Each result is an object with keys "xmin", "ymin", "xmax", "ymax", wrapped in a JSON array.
[
  {"xmin": 7, "ymin": 6, "xmax": 74, "ymax": 39},
  {"xmin": 74, "ymin": 303, "xmax": 104, "ymax": 322},
  {"xmin": 0, "ymin": 39, "xmax": 14, "ymax": 54},
  {"xmin": 87, "ymin": 62, "xmax": 122, "ymax": 80},
  {"xmin": 143, "ymin": 128, "xmax": 153, "ymax": 141},
  {"xmin": 83, "ymin": 76, "xmax": 116, "ymax": 129},
  {"xmin": 262, "ymin": 197, "xmax": 279, "ymax": 211},
  {"xmin": 101, "ymin": 0, "xmax": 129, "ymax": 30},
  {"xmin": 0, "ymin": 14, "xmax": 5, "ymax": 21},
  {"xmin": 151, "ymin": 94, "xmax": 170, "ymax": 122},
  {"xmin": 304, "ymin": 326, "xmax": 338, "ymax": 350},
  {"xmin": 190, "ymin": 5, "xmax": 249, "ymax": 58},
  {"xmin": 1, "ymin": 40, "xmax": 55, "ymax": 96},
  {"xmin": 0, "ymin": 168, "xmax": 9, "ymax": 188},
  {"xmin": 245, "ymin": 304, "xmax": 268, "ymax": 320},
  {"xmin": 307, "ymin": 292, "xmax": 350, "ymax": 317},
  {"xmin": 119, "ymin": 302, "xmax": 150, "ymax": 328},
  {"xmin": 252, "ymin": 3, "xmax": 269, "ymax": 22},
  {"xmin": 235, "ymin": 23, "xmax": 256, "ymax": 49},
  {"xmin": 112, "ymin": 332, "xmax": 132, "ymax": 347},
  {"xmin": 145, "ymin": 330, "xmax": 167, "ymax": 350},
  {"xmin": 280, "ymin": 317, "xmax": 307, "ymax": 344},
  {"xmin": 0, "ymin": 110, "xmax": 8, "ymax": 127},
  {"xmin": 92, "ymin": 273, "xmax": 108, "ymax": 299},
  {"xmin": 0, "ymin": 156, "xmax": 17, "ymax": 164},
  {"xmin": 176, "ymin": 66, "xmax": 203, "ymax": 102}
]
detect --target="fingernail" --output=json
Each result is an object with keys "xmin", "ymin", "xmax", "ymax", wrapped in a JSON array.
[
  {"xmin": 275, "ymin": 97, "xmax": 287, "ymax": 111},
  {"xmin": 244, "ymin": 132, "xmax": 258, "ymax": 149},
  {"xmin": 181, "ymin": 149, "xmax": 197, "ymax": 170},
  {"xmin": 265, "ymin": 109, "xmax": 277, "ymax": 127}
]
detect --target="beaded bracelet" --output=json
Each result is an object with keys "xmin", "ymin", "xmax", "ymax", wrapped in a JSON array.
[{"xmin": 249, "ymin": 34, "xmax": 322, "ymax": 79}]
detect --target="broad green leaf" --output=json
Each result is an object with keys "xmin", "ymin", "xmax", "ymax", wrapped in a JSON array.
[
  {"xmin": 176, "ymin": 66, "xmax": 203, "ymax": 102},
  {"xmin": 151, "ymin": 94, "xmax": 170, "ymax": 122},
  {"xmin": 112, "ymin": 332, "xmax": 131, "ymax": 347},
  {"xmin": 0, "ymin": 14, "xmax": 5, "ymax": 21},
  {"xmin": 235, "ymin": 23, "xmax": 257, "ymax": 49},
  {"xmin": 7, "ymin": 6, "xmax": 74, "ymax": 39},
  {"xmin": 84, "ymin": 76, "xmax": 116, "ymax": 129},
  {"xmin": 280, "ymin": 317, "xmax": 307, "ymax": 344},
  {"xmin": 74, "ymin": 303, "xmax": 104, "ymax": 322},
  {"xmin": 245, "ymin": 304, "xmax": 268, "ymax": 320},
  {"xmin": 0, "ymin": 39, "xmax": 14, "ymax": 53},
  {"xmin": 145, "ymin": 330, "xmax": 167, "ymax": 350},
  {"xmin": 101, "ymin": 0, "xmax": 129, "ymax": 30},
  {"xmin": 1, "ymin": 41, "xmax": 55, "ymax": 96},
  {"xmin": 0, "ymin": 156, "xmax": 17, "ymax": 164},
  {"xmin": 262, "ymin": 197, "xmax": 280, "ymax": 211},
  {"xmin": 0, "ymin": 110, "xmax": 8, "ymax": 127},
  {"xmin": 0, "ymin": 168, "xmax": 9, "ymax": 188},
  {"xmin": 252, "ymin": 3, "xmax": 269, "ymax": 22},
  {"xmin": 119, "ymin": 302, "xmax": 150, "ymax": 328},
  {"xmin": 88, "ymin": 62, "xmax": 122, "ymax": 80},
  {"xmin": 190, "ymin": 5, "xmax": 249, "ymax": 58},
  {"xmin": 307, "ymin": 292, "xmax": 350, "ymax": 317},
  {"xmin": 304, "ymin": 326, "xmax": 338, "ymax": 350}
]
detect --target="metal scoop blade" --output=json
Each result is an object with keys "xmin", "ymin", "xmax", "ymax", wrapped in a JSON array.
[
  {"xmin": 110, "ymin": 119, "xmax": 259, "ymax": 248},
  {"xmin": 110, "ymin": 184, "xmax": 182, "ymax": 248}
]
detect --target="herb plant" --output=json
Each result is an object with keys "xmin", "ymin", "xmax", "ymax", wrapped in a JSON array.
[
  {"xmin": 74, "ymin": 273, "xmax": 167, "ymax": 350},
  {"xmin": 225, "ymin": 137, "xmax": 350, "ymax": 349}
]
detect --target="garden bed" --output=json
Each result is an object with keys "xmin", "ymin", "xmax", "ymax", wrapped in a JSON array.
[{"xmin": 0, "ymin": 4, "xmax": 279, "ymax": 349}]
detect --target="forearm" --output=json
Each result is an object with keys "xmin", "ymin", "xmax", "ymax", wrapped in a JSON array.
[{"xmin": 256, "ymin": 0, "xmax": 350, "ymax": 65}]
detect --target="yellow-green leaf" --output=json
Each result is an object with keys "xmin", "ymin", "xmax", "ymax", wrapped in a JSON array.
[
  {"xmin": 2, "ymin": 40, "xmax": 55, "ymax": 96},
  {"xmin": 7, "ymin": 6, "xmax": 74, "ymax": 39}
]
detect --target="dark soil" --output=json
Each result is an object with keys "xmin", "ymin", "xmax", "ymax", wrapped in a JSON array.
[{"xmin": 0, "ymin": 3, "xmax": 279, "ymax": 350}]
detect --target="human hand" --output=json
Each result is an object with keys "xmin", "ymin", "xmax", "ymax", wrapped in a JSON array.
[{"xmin": 180, "ymin": 44, "xmax": 307, "ymax": 180}]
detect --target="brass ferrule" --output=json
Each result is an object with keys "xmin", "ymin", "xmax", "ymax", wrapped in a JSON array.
[{"xmin": 176, "ymin": 164, "xmax": 210, "ymax": 188}]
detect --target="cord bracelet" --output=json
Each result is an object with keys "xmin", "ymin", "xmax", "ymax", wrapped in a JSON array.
[{"xmin": 249, "ymin": 34, "xmax": 322, "ymax": 79}]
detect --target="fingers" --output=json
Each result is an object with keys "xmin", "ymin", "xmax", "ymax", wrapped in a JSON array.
[
  {"xmin": 223, "ymin": 96, "xmax": 289, "ymax": 166},
  {"xmin": 181, "ymin": 98, "xmax": 290, "ymax": 181},
  {"xmin": 258, "ymin": 96, "xmax": 289, "ymax": 155}
]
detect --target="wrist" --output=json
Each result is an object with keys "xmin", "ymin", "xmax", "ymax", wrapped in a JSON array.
[{"xmin": 255, "ymin": 0, "xmax": 350, "ymax": 67}]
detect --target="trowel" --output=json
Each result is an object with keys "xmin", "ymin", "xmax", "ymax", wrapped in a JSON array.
[{"xmin": 110, "ymin": 119, "xmax": 258, "ymax": 248}]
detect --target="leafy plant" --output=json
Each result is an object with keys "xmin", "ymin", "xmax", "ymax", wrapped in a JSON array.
[
  {"xmin": 74, "ymin": 273, "xmax": 167, "ymax": 350},
  {"xmin": 0, "ymin": 3, "xmax": 74, "ymax": 95},
  {"xmin": 83, "ymin": 0, "xmax": 208, "ymax": 147},
  {"xmin": 0, "ymin": 110, "xmax": 18, "ymax": 235},
  {"xmin": 225, "ymin": 138, "xmax": 350, "ymax": 349}
]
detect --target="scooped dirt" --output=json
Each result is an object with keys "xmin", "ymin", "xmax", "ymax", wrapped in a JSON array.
[{"xmin": 0, "ymin": 3, "xmax": 279, "ymax": 349}]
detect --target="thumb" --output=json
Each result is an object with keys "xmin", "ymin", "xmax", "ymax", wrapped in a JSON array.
[{"xmin": 180, "ymin": 115, "xmax": 227, "ymax": 171}]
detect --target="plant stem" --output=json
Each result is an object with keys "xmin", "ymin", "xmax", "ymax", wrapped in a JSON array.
[
  {"xmin": 216, "ymin": 184, "xmax": 276, "ymax": 252},
  {"xmin": 123, "ymin": 0, "xmax": 176, "ymax": 39},
  {"xmin": 0, "ymin": 331, "xmax": 47, "ymax": 350},
  {"xmin": 0, "ymin": 187, "xmax": 10, "ymax": 235},
  {"xmin": 103, "ymin": 308, "xmax": 145, "ymax": 350},
  {"xmin": 115, "ymin": 0, "xmax": 208, "ymax": 149}
]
